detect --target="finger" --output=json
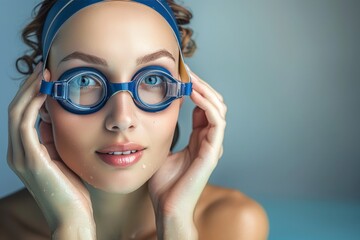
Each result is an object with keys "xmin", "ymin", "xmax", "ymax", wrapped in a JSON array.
[
  {"xmin": 9, "ymin": 66, "xmax": 47, "ymax": 129},
  {"xmin": 188, "ymin": 67, "xmax": 224, "ymax": 103},
  {"xmin": 20, "ymin": 62, "xmax": 43, "ymax": 86},
  {"xmin": 9, "ymin": 68, "xmax": 49, "ymax": 168},
  {"xmin": 19, "ymin": 92, "xmax": 49, "ymax": 170},
  {"xmin": 187, "ymin": 67, "xmax": 227, "ymax": 118},
  {"xmin": 6, "ymin": 63, "xmax": 41, "ymax": 167},
  {"xmin": 37, "ymin": 80, "xmax": 60, "ymax": 162},
  {"xmin": 11, "ymin": 62, "xmax": 43, "ymax": 107},
  {"xmin": 219, "ymin": 146, "xmax": 224, "ymax": 159},
  {"xmin": 17, "ymin": 62, "xmax": 42, "ymax": 91},
  {"xmin": 18, "ymin": 67, "xmax": 51, "ymax": 165},
  {"xmin": 186, "ymin": 107, "xmax": 208, "ymax": 157},
  {"xmin": 39, "ymin": 121, "xmax": 61, "ymax": 161},
  {"xmin": 192, "ymin": 106, "xmax": 208, "ymax": 130},
  {"xmin": 190, "ymin": 89, "xmax": 226, "ymax": 148},
  {"xmin": 177, "ymin": 106, "xmax": 225, "ymax": 206},
  {"xmin": 191, "ymin": 78, "xmax": 227, "ymax": 119}
]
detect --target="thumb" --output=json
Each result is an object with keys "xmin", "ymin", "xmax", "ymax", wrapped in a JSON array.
[{"xmin": 192, "ymin": 106, "xmax": 208, "ymax": 130}]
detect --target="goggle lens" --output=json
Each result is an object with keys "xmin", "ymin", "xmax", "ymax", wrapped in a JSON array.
[
  {"xmin": 138, "ymin": 74, "xmax": 168, "ymax": 105},
  {"xmin": 68, "ymin": 73, "xmax": 105, "ymax": 107}
]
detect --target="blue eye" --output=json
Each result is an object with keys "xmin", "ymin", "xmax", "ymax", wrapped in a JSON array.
[
  {"xmin": 78, "ymin": 76, "xmax": 92, "ymax": 87},
  {"xmin": 144, "ymin": 75, "xmax": 164, "ymax": 86},
  {"xmin": 74, "ymin": 75, "xmax": 99, "ymax": 88}
]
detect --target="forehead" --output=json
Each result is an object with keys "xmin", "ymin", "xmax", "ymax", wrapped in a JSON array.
[{"xmin": 51, "ymin": 1, "xmax": 179, "ymax": 63}]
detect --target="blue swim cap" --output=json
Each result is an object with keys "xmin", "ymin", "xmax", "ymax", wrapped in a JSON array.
[{"xmin": 41, "ymin": 0, "xmax": 190, "ymax": 82}]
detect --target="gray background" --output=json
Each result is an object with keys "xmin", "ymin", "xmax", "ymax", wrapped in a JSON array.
[{"xmin": 1, "ymin": 0, "xmax": 359, "ymax": 202}]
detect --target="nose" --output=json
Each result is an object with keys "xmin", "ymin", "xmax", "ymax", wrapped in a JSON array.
[{"xmin": 104, "ymin": 91, "xmax": 137, "ymax": 132}]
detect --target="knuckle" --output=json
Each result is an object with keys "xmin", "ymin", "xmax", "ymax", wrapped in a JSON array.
[
  {"xmin": 223, "ymin": 104, "xmax": 228, "ymax": 113},
  {"xmin": 218, "ymin": 119, "xmax": 226, "ymax": 128},
  {"xmin": 19, "ymin": 121, "xmax": 31, "ymax": 133},
  {"xmin": 7, "ymin": 102, "xmax": 14, "ymax": 113},
  {"xmin": 7, "ymin": 157, "xmax": 14, "ymax": 169},
  {"xmin": 7, "ymin": 148, "xmax": 22, "ymax": 169},
  {"xmin": 209, "ymin": 156, "xmax": 219, "ymax": 169},
  {"xmin": 218, "ymin": 147, "xmax": 224, "ymax": 160},
  {"xmin": 220, "ymin": 104, "xmax": 227, "ymax": 118},
  {"xmin": 160, "ymin": 200, "xmax": 178, "ymax": 216},
  {"xmin": 8, "ymin": 105, "xmax": 21, "ymax": 120},
  {"xmin": 218, "ymin": 94, "xmax": 224, "ymax": 102},
  {"xmin": 7, "ymin": 158, "xmax": 25, "ymax": 174},
  {"xmin": 7, "ymin": 145, "xmax": 44, "ymax": 176}
]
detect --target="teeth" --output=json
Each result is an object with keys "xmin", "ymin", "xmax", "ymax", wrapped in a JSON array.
[{"xmin": 107, "ymin": 150, "xmax": 138, "ymax": 155}]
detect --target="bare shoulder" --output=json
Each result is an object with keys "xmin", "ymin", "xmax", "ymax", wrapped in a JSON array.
[
  {"xmin": 0, "ymin": 188, "xmax": 50, "ymax": 240},
  {"xmin": 194, "ymin": 184, "xmax": 269, "ymax": 240}
]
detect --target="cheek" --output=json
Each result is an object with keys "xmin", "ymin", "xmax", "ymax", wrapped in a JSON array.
[
  {"xmin": 142, "ymin": 101, "xmax": 180, "ymax": 164},
  {"xmin": 149, "ymin": 102, "xmax": 179, "ymax": 142},
  {"xmin": 46, "ymin": 99, "xmax": 102, "ymax": 165},
  {"xmin": 149, "ymin": 115, "xmax": 177, "ymax": 141},
  {"xmin": 135, "ymin": 105, "xmax": 179, "ymax": 180}
]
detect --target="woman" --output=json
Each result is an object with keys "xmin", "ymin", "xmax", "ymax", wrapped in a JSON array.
[{"xmin": 0, "ymin": 0, "xmax": 268, "ymax": 239}]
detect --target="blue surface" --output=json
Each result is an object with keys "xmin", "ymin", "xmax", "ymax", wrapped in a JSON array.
[{"xmin": 261, "ymin": 199, "xmax": 360, "ymax": 240}]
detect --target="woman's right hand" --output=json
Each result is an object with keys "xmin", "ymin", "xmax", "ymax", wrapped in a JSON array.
[{"xmin": 7, "ymin": 63, "xmax": 95, "ymax": 239}]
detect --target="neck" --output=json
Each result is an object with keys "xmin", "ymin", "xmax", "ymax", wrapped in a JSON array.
[{"xmin": 86, "ymin": 183, "xmax": 155, "ymax": 239}]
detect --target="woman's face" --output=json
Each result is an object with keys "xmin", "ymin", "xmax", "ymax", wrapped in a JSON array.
[{"xmin": 44, "ymin": 1, "xmax": 181, "ymax": 193}]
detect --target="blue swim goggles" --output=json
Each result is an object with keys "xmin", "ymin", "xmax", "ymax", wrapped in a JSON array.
[
  {"xmin": 40, "ymin": 0, "xmax": 192, "ymax": 114},
  {"xmin": 40, "ymin": 66, "xmax": 192, "ymax": 114}
]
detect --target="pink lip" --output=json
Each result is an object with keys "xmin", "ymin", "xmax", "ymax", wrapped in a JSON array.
[{"xmin": 96, "ymin": 143, "xmax": 145, "ymax": 168}]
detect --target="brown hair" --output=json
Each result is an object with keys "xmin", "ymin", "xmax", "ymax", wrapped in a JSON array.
[{"xmin": 15, "ymin": 0, "xmax": 197, "ymax": 76}]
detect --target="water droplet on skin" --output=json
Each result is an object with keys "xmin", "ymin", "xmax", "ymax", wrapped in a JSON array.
[
  {"xmin": 130, "ymin": 231, "xmax": 137, "ymax": 239},
  {"xmin": 190, "ymin": 178, "xmax": 193, "ymax": 181},
  {"xmin": 142, "ymin": 164, "xmax": 147, "ymax": 169},
  {"xmin": 90, "ymin": 176, "xmax": 94, "ymax": 180},
  {"xmin": 51, "ymin": 193, "xmax": 55, "ymax": 197}
]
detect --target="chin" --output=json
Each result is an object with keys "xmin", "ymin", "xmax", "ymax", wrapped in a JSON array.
[{"xmin": 82, "ymin": 173, "xmax": 149, "ymax": 194}]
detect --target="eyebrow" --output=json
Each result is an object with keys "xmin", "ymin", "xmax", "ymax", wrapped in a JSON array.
[
  {"xmin": 136, "ymin": 49, "xmax": 176, "ymax": 65},
  {"xmin": 59, "ymin": 51, "xmax": 107, "ymax": 66},
  {"xmin": 58, "ymin": 49, "xmax": 176, "ymax": 67}
]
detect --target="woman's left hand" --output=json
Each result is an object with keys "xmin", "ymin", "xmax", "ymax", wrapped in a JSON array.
[{"xmin": 148, "ymin": 68, "xmax": 227, "ymax": 239}]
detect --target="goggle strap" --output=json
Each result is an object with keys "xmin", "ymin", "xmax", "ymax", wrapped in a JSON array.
[
  {"xmin": 166, "ymin": 82, "xmax": 192, "ymax": 98},
  {"xmin": 40, "ymin": 80, "xmax": 68, "ymax": 100},
  {"xmin": 40, "ymin": 80, "xmax": 53, "ymax": 95},
  {"xmin": 181, "ymin": 82, "xmax": 193, "ymax": 96}
]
